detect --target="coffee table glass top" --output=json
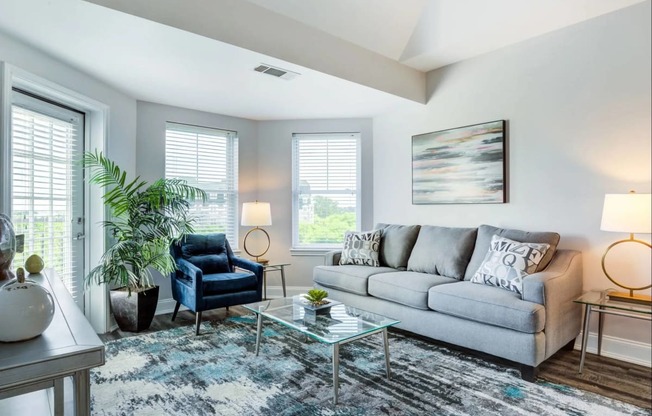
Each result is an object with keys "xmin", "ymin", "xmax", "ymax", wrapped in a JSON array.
[
  {"xmin": 243, "ymin": 297, "xmax": 400, "ymax": 344},
  {"xmin": 574, "ymin": 291, "xmax": 652, "ymax": 315}
]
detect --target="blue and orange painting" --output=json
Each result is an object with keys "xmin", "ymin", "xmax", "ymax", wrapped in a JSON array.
[{"xmin": 412, "ymin": 120, "xmax": 506, "ymax": 204}]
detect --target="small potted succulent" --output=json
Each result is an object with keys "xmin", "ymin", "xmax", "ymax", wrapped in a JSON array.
[{"xmin": 302, "ymin": 288, "xmax": 335, "ymax": 316}]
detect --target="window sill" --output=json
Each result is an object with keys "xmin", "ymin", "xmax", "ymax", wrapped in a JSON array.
[{"xmin": 290, "ymin": 248, "xmax": 340, "ymax": 257}]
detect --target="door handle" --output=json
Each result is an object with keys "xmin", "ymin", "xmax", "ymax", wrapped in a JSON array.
[{"xmin": 74, "ymin": 233, "xmax": 85, "ymax": 240}]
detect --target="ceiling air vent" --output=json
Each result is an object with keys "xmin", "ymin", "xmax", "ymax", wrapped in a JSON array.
[{"xmin": 253, "ymin": 63, "xmax": 300, "ymax": 81}]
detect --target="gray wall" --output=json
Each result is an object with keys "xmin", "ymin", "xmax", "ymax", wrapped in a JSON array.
[
  {"xmin": 373, "ymin": 2, "xmax": 651, "ymax": 346},
  {"xmin": 256, "ymin": 118, "xmax": 374, "ymax": 292},
  {"xmin": 136, "ymin": 101, "xmax": 259, "ymax": 301}
]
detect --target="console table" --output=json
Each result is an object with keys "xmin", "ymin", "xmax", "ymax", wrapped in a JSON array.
[{"xmin": 0, "ymin": 269, "xmax": 105, "ymax": 415}]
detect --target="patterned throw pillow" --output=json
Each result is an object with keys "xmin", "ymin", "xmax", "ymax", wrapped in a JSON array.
[
  {"xmin": 470, "ymin": 235, "xmax": 550, "ymax": 295},
  {"xmin": 339, "ymin": 230, "xmax": 382, "ymax": 267}
]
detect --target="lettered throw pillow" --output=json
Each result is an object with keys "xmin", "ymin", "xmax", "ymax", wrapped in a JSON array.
[
  {"xmin": 470, "ymin": 235, "xmax": 550, "ymax": 295},
  {"xmin": 339, "ymin": 230, "xmax": 382, "ymax": 267}
]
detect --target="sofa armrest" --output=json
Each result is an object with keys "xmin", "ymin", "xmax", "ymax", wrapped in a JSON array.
[
  {"xmin": 324, "ymin": 250, "xmax": 342, "ymax": 266},
  {"xmin": 522, "ymin": 249, "xmax": 583, "ymax": 360},
  {"xmin": 176, "ymin": 258, "xmax": 203, "ymax": 286}
]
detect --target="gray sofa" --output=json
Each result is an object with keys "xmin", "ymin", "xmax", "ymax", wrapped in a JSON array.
[{"xmin": 313, "ymin": 223, "xmax": 583, "ymax": 380}]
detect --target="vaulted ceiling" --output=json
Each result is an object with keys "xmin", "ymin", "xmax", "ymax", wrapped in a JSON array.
[{"xmin": 0, "ymin": 0, "xmax": 644, "ymax": 119}]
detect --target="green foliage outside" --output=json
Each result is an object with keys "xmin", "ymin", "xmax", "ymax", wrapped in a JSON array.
[{"xmin": 299, "ymin": 196, "xmax": 355, "ymax": 244}]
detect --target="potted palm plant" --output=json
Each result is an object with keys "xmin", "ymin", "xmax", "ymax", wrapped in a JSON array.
[{"xmin": 83, "ymin": 151, "xmax": 206, "ymax": 332}]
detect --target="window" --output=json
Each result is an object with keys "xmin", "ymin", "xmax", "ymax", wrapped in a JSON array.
[
  {"xmin": 165, "ymin": 122, "xmax": 239, "ymax": 245},
  {"xmin": 10, "ymin": 90, "xmax": 85, "ymax": 308},
  {"xmin": 292, "ymin": 132, "xmax": 361, "ymax": 248}
]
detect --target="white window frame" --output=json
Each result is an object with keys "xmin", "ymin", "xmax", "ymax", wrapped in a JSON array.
[
  {"xmin": 164, "ymin": 122, "xmax": 239, "ymax": 246},
  {"xmin": 291, "ymin": 132, "xmax": 361, "ymax": 250}
]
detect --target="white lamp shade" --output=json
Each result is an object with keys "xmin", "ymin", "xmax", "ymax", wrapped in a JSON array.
[
  {"xmin": 600, "ymin": 193, "xmax": 651, "ymax": 233},
  {"xmin": 241, "ymin": 202, "xmax": 272, "ymax": 226}
]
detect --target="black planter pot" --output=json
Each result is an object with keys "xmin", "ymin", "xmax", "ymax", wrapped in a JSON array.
[{"xmin": 110, "ymin": 286, "xmax": 159, "ymax": 332}]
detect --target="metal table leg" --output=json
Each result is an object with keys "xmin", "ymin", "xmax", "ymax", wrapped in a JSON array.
[
  {"xmin": 332, "ymin": 343, "xmax": 340, "ymax": 405},
  {"xmin": 598, "ymin": 305, "xmax": 605, "ymax": 356},
  {"xmin": 579, "ymin": 304, "xmax": 592, "ymax": 373},
  {"xmin": 263, "ymin": 270, "xmax": 267, "ymax": 300},
  {"xmin": 255, "ymin": 313, "xmax": 263, "ymax": 356},
  {"xmin": 53, "ymin": 378, "xmax": 64, "ymax": 416},
  {"xmin": 382, "ymin": 328, "xmax": 391, "ymax": 379},
  {"xmin": 280, "ymin": 266, "xmax": 287, "ymax": 298}
]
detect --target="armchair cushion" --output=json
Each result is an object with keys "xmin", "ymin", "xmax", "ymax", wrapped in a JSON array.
[
  {"xmin": 203, "ymin": 272, "xmax": 257, "ymax": 294},
  {"xmin": 181, "ymin": 234, "xmax": 230, "ymax": 274},
  {"xmin": 186, "ymin": 254, "xmax": 230, "ymax": 275}
]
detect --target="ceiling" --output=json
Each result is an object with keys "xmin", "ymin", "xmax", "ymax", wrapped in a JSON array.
[{"xmin": 0, "ymin": 0, "xmax": 645, "ymax": 120}]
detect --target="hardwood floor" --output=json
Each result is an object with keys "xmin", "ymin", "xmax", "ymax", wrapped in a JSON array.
[{"xmin": 101, "ymin": 307, "xmax": 652, "ymax": 410}]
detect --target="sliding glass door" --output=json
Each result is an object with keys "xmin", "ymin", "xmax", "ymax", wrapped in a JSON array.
[{"xmin": 10, "ymin": 90, "xmax": 85, "ymax": 309}]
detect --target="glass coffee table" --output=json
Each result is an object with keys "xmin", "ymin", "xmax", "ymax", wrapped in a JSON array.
[{"xmin": 243, "ymin": 297, "xmax": 400, "ymax": 404}]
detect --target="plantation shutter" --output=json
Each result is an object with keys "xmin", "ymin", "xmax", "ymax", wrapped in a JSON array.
[
  {"xmin": 165, "ymin": 122, "xmax": 239, "ymax": 246},
  {"xmin": 292, "ymin": 133, "xmax": 361, "ymax": 247},
  {"xmin": 11, "ymin": 100, "xmax": 84, "ymax": 306}
]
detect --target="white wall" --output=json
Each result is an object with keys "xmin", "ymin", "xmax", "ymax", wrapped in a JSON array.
[
  {"xmin": 373, "ymin": 2, "xmax": 651, "ymax": 347},
  {"xmin": 0, "ymin": 31, "xmax": 137, "ymax": 169},
  {"xmin": 256, "ymin": 119, "xmax": 374, "ymax": 293},
  {"xmin": 136, "ymin": 101, "xmax": 259, "ymax": 302}
]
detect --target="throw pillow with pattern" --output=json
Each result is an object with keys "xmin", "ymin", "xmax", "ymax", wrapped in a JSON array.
[
  {"xmin": 470, "ymin": 235, "xmax": 550, "ymax": 295},
  {"xmin": 339, "ymin": 230, "xmax": 382, "ymax": 267}
]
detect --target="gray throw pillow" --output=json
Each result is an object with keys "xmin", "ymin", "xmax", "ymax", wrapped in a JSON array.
[
  {"xmin": 375, "ymin": 223, "xmax": 421, "ymax": 269},
  {"xmin": 407, "ymin": 226, "xmax": 477, "ymax": 279},
  {"xmin": 339, "ymin": 230, "xmax": 382, "ymax": 267},
  {"xmin": 470, "ymin": 235, "xmax": 550, "ymax": 295},
  {"xmin": 464, "ymin": 224, "xmax": 560, "ymax": 281}
]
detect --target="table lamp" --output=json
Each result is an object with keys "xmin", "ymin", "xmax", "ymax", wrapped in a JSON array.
[
  {"xmin": 241, "ymin": 201, "xmax": 272, "ymax": 265},
  {"xmin": 600, "ymin": 191, "xmax": 652, "ymax": 305}
]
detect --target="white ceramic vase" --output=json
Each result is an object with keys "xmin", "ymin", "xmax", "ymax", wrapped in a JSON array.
[{"xmin": 0, "ymin": 269, "xmax": 55, "ymax": 342}]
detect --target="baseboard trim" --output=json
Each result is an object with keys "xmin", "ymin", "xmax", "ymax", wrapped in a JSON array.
[
  {"xmin": 156, "ymin": 298, "xmax": 188, "ymax": 315},
  {"xmin": 574, "ymin": 331, "xmax": 651, "ymax": 368},
  {"xmin": 265, "ymin": 285, "xmax": 313, "ymax": 298}
]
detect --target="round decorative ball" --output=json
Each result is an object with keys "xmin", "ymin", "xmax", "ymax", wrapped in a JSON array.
[
  {"xmin": 0, "ymin": 269, "xmax": 55, "ymax": 342},
  {"xmin": 25, "ymin": 254, "xmax": 45, "ymax": 274}
]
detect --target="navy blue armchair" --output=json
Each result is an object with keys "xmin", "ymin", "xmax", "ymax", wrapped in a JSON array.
[{"xmin": 171, "ymin": 233, "xmax": 263, "ymax": 335}]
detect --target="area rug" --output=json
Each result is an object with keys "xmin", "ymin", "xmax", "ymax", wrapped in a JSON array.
[{"xmin": 91, "ymin": 316, "xmax": 647, "ymax": 415}]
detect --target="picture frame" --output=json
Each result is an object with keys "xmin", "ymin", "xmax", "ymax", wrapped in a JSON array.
[{"xmin": 412, "ymin": 120, "xmax": 506, "ymax": 204}]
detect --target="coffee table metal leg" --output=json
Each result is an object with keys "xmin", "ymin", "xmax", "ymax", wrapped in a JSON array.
[
  {"xmin": 382, "ymin": 328, "xmax": 391, "ymax": 380},
  {"xmin": 255, "ymin": 313, "xmax": 263, "ymax": 356},
  {"xmin": 598, "ymin": 306, "xmax": 605, "ymax": 356},
  {"xmin": 332, "ymin": 343, "xmax": 340, "ymax": 405},
  {"xmin": 579, "ymin": 304, "xmax": 592, "ymax": 373}
]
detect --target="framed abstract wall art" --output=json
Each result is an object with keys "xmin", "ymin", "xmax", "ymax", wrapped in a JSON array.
[{"xmin": 412, "ymin": 120, "xmax": 506, "ymax": 204}]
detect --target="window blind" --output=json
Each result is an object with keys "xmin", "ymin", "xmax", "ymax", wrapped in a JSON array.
[
  {"xmin": 11, "ymin": 103, "xmax": 84, "ymax": 306},
  {"xmin": 292, "ymin": 133, "xmax": 361, "ymax": 247},
  {"xmin": 165, "ymin": 122, "xmax": 239, "ymax": 245}
]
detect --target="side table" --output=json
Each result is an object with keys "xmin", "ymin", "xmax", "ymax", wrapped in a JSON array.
[
  {"xmin": 573, "ymin": 290, "xmax": 651, "ymax": 373},
  {"xmin": 262, "ymin": 263, "xmax": 289, "ymax": 299}
]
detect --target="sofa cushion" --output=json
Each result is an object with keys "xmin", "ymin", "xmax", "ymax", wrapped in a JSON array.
[
  {"xmin": 186, "ymin": 254, "xmax": 231, "ymax": 275},
  {"xmin": 368, "ymin": 271, "xmax": 457, "ymax": 310},
  {"xmin": 339, "ymin": 230, "xmax": 382, "ymax": 267},
  {"xmin": 428, "ymin": 281, "xmax": 546, "ymax": 333},
  {"xmin": 464, "ymin": 225, "xmax": 560, "ymax": 281},
  {"xmin": 313, "ymin": 265, "xmax": 396, "ymax": 296},
  {"xmin": 407, "ymin": 226, "xmax": 477, "ymax": 279},
  {"xmin": 470, "ymin": 235, "xmax": 550, "ymax": 295},
  {"xmin": 375, "ymin": 223, "xmax": 421, "ymax": 270}
]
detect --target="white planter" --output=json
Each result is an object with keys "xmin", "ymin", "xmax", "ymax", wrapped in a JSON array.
[{"xmin": 0, "ymin": 274, "xmax": 55, "ymax": 342}]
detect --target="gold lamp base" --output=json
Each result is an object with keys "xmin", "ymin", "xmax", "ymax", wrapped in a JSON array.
[{"xmin": 606, "ymin": 291, "xmax": 652, "ymax": 306}]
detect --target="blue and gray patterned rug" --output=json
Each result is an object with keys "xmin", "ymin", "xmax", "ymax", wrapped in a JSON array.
[{"xmin": 91, "ymin": 315, "xmax": 646, "ymax": 415}]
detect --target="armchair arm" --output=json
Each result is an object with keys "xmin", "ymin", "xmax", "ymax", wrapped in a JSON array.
[
  {"xmin": 522, "ymin": 249, "xmax": 583, "ymax": 359},
  {"xmin": 324, "ymin": 250, "xmax": 342, "ymax": 266},
  {"xmin": 176, "ymin": 258, "xmax": 203, "ymax": 285},
  {"xmin": 231, "ymin": 256, "xmax": 264, "ymax": 296}
]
